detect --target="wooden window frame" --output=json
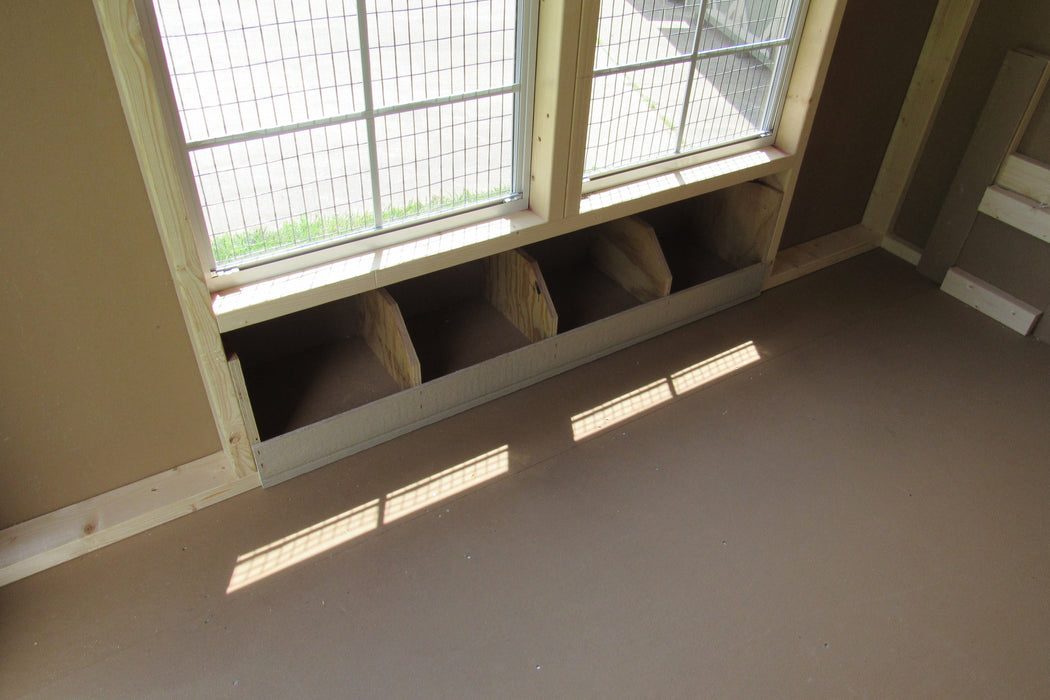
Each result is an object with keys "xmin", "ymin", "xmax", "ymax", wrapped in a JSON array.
[{"xmin": 92, "ymin": 0, "xmax": 849, "ymax": 478}]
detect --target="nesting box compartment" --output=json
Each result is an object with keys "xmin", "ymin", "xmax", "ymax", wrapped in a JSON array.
[
  {"xmin": 641, "ymin": 181, "xmax": 781, "ymax": 291},
  {"xmin": 527, "ymin": 216, "xmax": 672, "ymax": 331},
  {"xmin": 387, "ymin": 251, "xmax": 557, "ymax": 381},
  {"xmin": 223, "ymin": 289, "xmax": 419, "ymax": 440}
]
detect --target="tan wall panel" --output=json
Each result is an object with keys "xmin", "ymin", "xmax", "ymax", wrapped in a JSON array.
[
  {"xmin": 779, "ymin": 0, "xmax": 938, "ymax": 249},
  {"xmin": 895, "ymin": 0, "xmax": 1050, "ymax": 248},
  {"xmin": 0, "ymin": 1, "xmax": 220, "ymax": 528}
]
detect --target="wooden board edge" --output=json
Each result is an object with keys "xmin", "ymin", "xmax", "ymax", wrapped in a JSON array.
[
  {"xmin": 590, "ymin": 217, "xmax": 673, "ymax": 302},
  {"xmin": 483, "ymin": 250, "xmax": 558, "ymax": 342},
  {"xmin": 765, "ymin": 225, "xmax": 881, "ymax": 289},
  {"xmin": 995, "ymin": 153, "xmax": 1050, "ymax": 203},
  {"xmin": 356, "ymin": 288, "xmax": 422, "ymax": 390},
  {"xmin": 93, "ymin": 0, "xmax": 255, "ymax": 476},
  {"xmin": 978, "ymin": 186, "xmax": 1050, "ymax": 244},
  {"xmin": 0, "ymin": 451, "xmax": 259, "ymax": 587},
  {"xmin": 941, "ymin": 267, "xmax": 1042, "ymax": 335},
  {"xmin": 227, "ymin": 354, "xmax": 261, "ymax": 444}
]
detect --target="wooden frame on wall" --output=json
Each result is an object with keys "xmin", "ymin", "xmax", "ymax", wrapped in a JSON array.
[{"xmin": 0, "ymin": 0, "xmax": 851, "ymax": 587}]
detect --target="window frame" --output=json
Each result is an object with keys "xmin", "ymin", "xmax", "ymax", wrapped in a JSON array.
[
  {"xmin": 138, "ymin": 0, "xmax": 541, "ymax": 290},
  {"xmin": 94, "ymin": 0, "xmax": 846, "ymax": 475},
  {"xmin": 581, "ymin": 0, "xmax": 810, "ymax": 193},
  {"xmin": 102, "ymin": 0, "xmax": 844, "ymax": 299}
]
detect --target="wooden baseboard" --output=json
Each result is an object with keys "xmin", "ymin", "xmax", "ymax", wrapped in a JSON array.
[
  {"xmin": 881, "ymin": 234, "xmax": 923, "ymax": 265},
  {"xmin": 0, "ymin": 452, "xmax": 260, "ymax": 587},
  {"xmin": 764, "ymin": 225, "xmax": 881, "ymax": 289},
  {"xmin": 940, "ymin": 267, "xmax": 1042, "ymax": 335}
]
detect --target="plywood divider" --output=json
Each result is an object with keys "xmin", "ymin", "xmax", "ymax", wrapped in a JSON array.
[
  {"xmin": 696, "ymin": 182, "xmax": 782, "ymax": 269},
  {"xmin": 354, "ymin": 289, "xmax": 421, "ymax": 391},
  {"xmin": 227, "ymin": 354, "xmax": 261, "ymax": 444},
  {"xmin": 483, "ymin": 250, "xmax": 558, "ymax": 343},
  {"xmin": 589, "ymin": 217, "xmax": 673, "ymax": 303}
]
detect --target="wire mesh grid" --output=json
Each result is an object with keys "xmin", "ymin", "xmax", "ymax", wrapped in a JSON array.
[
  {"xmin": 375, "ymin": 95, "xmax": 515, "ymax": 225},
  {"xmin": 585, "ymin": 63, "xmax": 688, "ymax": 175},
  {"xmin": 367, "ymin": 1, "xmax": 516, "ymax": 108},
  {"xmin": 594, "ymin": 0, "xmax": 703, "ymax": 69},
  {"xmin": 586, "ymin": 0, "xmax": 801, "ymax": 177},
  {"xmin": 192, "ymin": 121, "xmax": 373, "ymax": 266},
  {"xmin": 681, "ymin": 49, "xmax": 777, "ymax": 150},
  {"xmin": 705, "ymin": 0, "xmax": 796, "ymax": 47},
  {"xmin": 153, "ymin": 0, "xmax": 524, "ymax": 270},
  {"xmin": 155, "ymin": 0, "xmax": 366, "ymax": 144}
]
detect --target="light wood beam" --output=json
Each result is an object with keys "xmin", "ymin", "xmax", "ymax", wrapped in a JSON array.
[
  {"xmin": 93, "ymin": 0, "xmax": 257, "ymax": 477},
  {"xmin": 863, "ymin": 0, "xmax": 982, "ymax": 238},
  {"xmin": 918, "ymin": 50, "xmax": 1050, "ymax": 282}
]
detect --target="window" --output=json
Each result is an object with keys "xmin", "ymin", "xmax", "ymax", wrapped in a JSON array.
[
  {"xmin": 148, "ymin": 0, "xmax": 537, "ymax": 273},
  {"xmin": 584, "ymin": 0, "xmax": 806, "ymax": 182}
]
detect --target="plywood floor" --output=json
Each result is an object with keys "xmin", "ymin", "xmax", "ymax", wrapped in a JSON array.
[{"xmin": 4, "ymin": 251, "xmax": 1049, "ymax": 698}]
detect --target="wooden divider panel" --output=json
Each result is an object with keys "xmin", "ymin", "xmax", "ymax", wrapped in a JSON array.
[
  {"xmin": 226, "ymin": 354, "xmax": 261, "ymax": 444},
  {"xmin": 695, "ymin": 182, "xmax": 782, "ymax": 269},
  {"xmin": 589, "ymin": 216, "xmax": 673, "ymax": 302},
  {"xmin": 354, "ymin": 289, "xmax": 422, "ymax": 391},
  {"xmin": 483, "ymin": 250, "xmax": 559, "ymax": 343}
]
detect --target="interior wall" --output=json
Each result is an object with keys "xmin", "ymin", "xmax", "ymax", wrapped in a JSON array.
[
  {"xmin": 778, "ymin": 0, "xmax": 938, "ymax": 249},
  {"xmin": 895, "ymin": 0, "xmax": 1050, "ymax": 249},
  {"xmin": 0, "ymin": 1, "xmax": 221, "ymax": 529}
]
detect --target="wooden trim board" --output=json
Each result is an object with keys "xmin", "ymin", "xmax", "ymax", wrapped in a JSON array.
[
  {"xmin": 918, "ymin": 50, "xmax": 1050, "ymax": 282},
  {"xmin": 764, "ymin": 0, "xmax": 849, "ymax": 262},
  {"xmin": 0, "ymin": 452, "xmax": 259, "ymax": 587},
  {"xmin": 863, "ymin": 0, "xmax": 982, "ymax": 238},
  {"xmin": 978, "ymin": 186, "xmax": 1050, "ymax": 244},
  {"xmin": 940, "ymin": 267, "xmax": 1042, "ymax": 335},
  {"xmin": 93, "ymin": 0, "xmax": 255, "ymax": 476},
  {"xmin": 996, "ymin": 153, "xmax": 1050, "ymax": 203},
  {"xmin": 765, "ymin": 225, "xmax": 881, "ymax": 289},
  {"xmin": 255, "ymin": 264, "xmax": 766, "ymax": 485}
]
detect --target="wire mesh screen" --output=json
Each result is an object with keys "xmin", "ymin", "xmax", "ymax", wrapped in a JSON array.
[
  {"xmin": 585, "ymin": 64, "xmax": 689, "ymax": 175},
  {"xmin": 155, "ymin": 1, "xmax": 366, "ymax": 144},
  {"xmin": 153, "ymin": 0, "xmax": 525, "ymax": 271},
  {"xmin": 190, "ymin": 122, "xmax": 373, "ymax": 266},
  {"xmin": 367, "ymin": 2, "xmax": 516, "ymax": 107},
  {"xmin": 681, "ymin": 49, "xmax": 778, "ymax": 151},
  {"xmin": 586, "ymin": 0, "xmax": 803, "ymax": 178},
  {"xmin": 376, "ymin": 95, "xmax": 514, "ymax": 226}
]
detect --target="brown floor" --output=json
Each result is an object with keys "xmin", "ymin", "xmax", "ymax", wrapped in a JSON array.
[{"xmin": 3, "ymin": 251, "xmax": 1049, "ymax": 698}]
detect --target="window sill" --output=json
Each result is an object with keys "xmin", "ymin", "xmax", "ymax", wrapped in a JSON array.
[{"xmin": 212, "ymin": 147, "xmax": 792, "ymax": 332}]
